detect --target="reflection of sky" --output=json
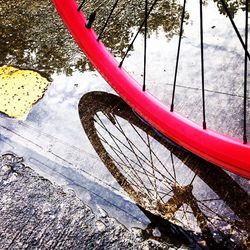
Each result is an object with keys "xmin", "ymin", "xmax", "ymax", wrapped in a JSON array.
[
  {"xmin": 0, "ymin": 70, "xmax": 148, "ymax": 228},
  {"xmin": 0, "ymin": 0, "xmax": 249, "ymax": 243},
  {"xmin": 122, "ymin": 0, "xmax": 249, "ymax": 138},
  {"xmin": 122, "ymin": 0, "xmax": 247, "ymax": 87}
]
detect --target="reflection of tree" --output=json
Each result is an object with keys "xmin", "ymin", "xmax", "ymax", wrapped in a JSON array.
[
  {"xmin": 86, "ymin": 0, "xmax": 188, "ymax": 55},
  {"xmin": 0, "ymin": 0, "xmax": 186, "ymax": 77},
  {"xmin": 0, "ymin": 0, "xmax": 247, "ymax": 78},
  {"xmin": 213, "ymin": 0, "xmax": 248, "ymax": 18},
  {"xmin": 0, "ymin": 0, "xmax": 84, "ymax": 78}
]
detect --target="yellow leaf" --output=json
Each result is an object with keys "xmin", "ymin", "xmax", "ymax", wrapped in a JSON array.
[{"xmin": 0, "ymin": 66, "xmax": 50, "ymax": 119}]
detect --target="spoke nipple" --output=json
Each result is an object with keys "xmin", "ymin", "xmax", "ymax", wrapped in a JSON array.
[
  {"xmin": 243, "ymin": 135, "xmax": 247, "ymax": 144},
  {"xmin": 77, "ymin": 0, "xmax": 86, "ymax": 12},
  {"xmin": 170, "ymin": 104, "xmax": 174, "ymax": 112},
  {"xmin": 203, "ymin": 121, "xmax": 207, "ymax": 130},
  {"xmin": 86, "ymin": 11, "xmax": 96, "ymax": 29}
]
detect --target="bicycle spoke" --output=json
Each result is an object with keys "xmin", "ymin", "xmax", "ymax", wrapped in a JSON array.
[
  {"xmin": 95, "ymin": 115, "xmax": 155, "ymax": 197},
  {"xmin": 180, "ymin": 204, "xmax": 189, "ymax": 221},
  {"xmin": 130, "ymin": 123, "xmax": 176, "ymax": 182},
  {"xmin": 98, "ymin": 133, "xmax": 144, "ymax": 184},
  {"xmin": 197, "ymin": 200, "xmax": 240, "ymax": 228},
  {"xmin": 243, "ymin": 0, "xmax": 248, "ymax": 144},
  {"xmin": 170, "ymin": 0, "xmax": 186, "ymax": 112},
  {"xmin": 189, "ymin": 172, "xmax": 197, "ymax": 185},
  {"xmin": 100, "ymin": 149, "xmax": 167, "ymax": 204},
  {"xmin": 100, "ymin": 141, "xmax": 155, "ymax": 199},
  {"xmin": 161, "ymin": 189, "xmax": 173, "ymax": 200},
  {"xmin": 178, "ymin": 207, "xmax": 194, "ymax": 215},
  {"xmin": 95, "ymin": 117, "xmax": 155, "ymax": 169},
  {"xmin": 112, "ymin": 115, "xmax": 155, "ymax": 164},
  {"xmin": 182, "ymin": 207, "xmax": 192, "ymax": 229},
  {"xmin": 95, "ymin": 112, "xmax": 178, "ymax": 201},
  {"xmin": 113, "ymin": 115, "xmax": 160, "ymax": 196},
  {"xmin": 200, "ymin": 197, "xmax": 222, "ymax": 202},
  {"xmin": 98, "ymin": 133, "xmax": 173, "ymax": 192},
  {"xmin": 146, "ymin": 133, "xmax": 160, "ymax": 199},
  {"xmin": 64, "ymin": 0, "xmax": 250, "ymax": 242},
  {"xmin": 119, "ymin": 0, "xmax": 160, "ymax": 67},
  {"xmin": 170, "ymin": 153, "xmax": 177, "ymax": 183},
  {"xmin": 108, "ymin": 153, "xmax": 149, "ymax": 193},
  {"xmin": 219, "ymin": 0, "xmax": 250, "ymax": 60},
  {"xmin": 77, "ymin": 0, "xmax": 86, "ymax": 12},
  {"xmin": 101, "ymin": 146, "xmax": 172, "ymax": 193},
  {"xmin": 142, "ymin": 0, "xmax": 148, "ymax": 91},
  {"xmin": 199, "ymin": 0, "xmax": 206, "ymax": 129},
  {"xmin": 97, "ymin": 0, "xmax": 120, "ymax": 41}
]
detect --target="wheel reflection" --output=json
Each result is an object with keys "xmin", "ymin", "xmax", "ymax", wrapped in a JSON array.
[{"xmin": 79, "ymin": 91, "xmax": 249, "ymax": 249}]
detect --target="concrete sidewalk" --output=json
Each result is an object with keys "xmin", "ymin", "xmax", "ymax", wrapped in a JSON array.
[{"xmin": 0, "ymin": 153, "xmax": 172, "ymax": 250}]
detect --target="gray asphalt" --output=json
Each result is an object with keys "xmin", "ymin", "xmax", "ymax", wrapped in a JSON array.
[{"xmin": 0, "ymin": 153, "xmax": 176, "ymax": 250}]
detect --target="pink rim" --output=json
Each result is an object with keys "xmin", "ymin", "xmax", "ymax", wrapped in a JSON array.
[{"xmin": 53, "ymin": 0, "xmax": 250, "ymax": 179}]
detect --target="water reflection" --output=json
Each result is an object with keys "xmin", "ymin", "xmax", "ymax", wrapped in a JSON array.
[
  {"xmin": 85, "ymin": 0, "xmax": 189, "ymax": 55},
  {"xmin": 1, "ymin": 0, "xmax": 79, "ymax": 78},
  {"xmin": 79, "ymin": 91, "xmax": 249, "ymax": 249},
  {"xmin": 1, "ymin": 0, "xmax": 246, "ymax": 78},
  {"xmin": 213, "ymin": 0, "xmax": 248, "ymax": 17},
  {"xmin": 1, "ymin": 0, "xmax": 249, "ymax": 246},
  {"xmin": 0, "ymin": 0, "xmax": 185, "ymax": 77}
]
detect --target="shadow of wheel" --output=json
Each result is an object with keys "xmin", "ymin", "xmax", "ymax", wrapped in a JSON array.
[{"xmin": 79, "ymin": 91, "xmax": 249, "ymax": 249}]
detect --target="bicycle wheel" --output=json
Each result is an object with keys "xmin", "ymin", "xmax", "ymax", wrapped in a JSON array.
[
  {"xmin": 52, "ymin": 0, "xmax": 250, "ymax": 178},
  {"xmin": 79, "ymin": 91, "xmax": 249, "ymax": 249}
]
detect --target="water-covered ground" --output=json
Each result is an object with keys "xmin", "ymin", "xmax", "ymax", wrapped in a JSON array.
[{"xmin": 0, "ymin": 0, "xmax": 249, "ymax": 249}]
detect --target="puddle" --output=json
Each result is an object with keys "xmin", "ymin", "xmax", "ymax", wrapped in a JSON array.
[
  {"xmin": 0, "ymin": 90, "xmax": 249, "ymax": 248},
  {"xmin": 79, "ymin": 91, "xmax": 250, "ymax": 249},
  {"xmin": 0, "ymin": 0, "xmax": 249, "ymax": 249}
]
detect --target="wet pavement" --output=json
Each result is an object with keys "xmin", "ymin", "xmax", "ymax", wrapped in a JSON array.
[
  {"xmin": 0, "ymin": 0, "xmax": 250, "ymax": 249},
  {"xmin": 0, "ymin": 153, "xmax": 175, "ymax": 249}
]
